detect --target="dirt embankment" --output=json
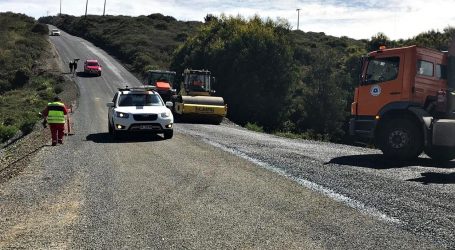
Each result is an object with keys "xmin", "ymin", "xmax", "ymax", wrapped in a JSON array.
[{"xmin": 0, "ymin": 39, "xmax": 79, "ymax": 182}]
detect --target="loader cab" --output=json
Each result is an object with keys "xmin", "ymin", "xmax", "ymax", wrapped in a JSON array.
[
  {"xmin": 143, "ymin": 70, "xmax": 177, "ymax": 102},
  {"xmin": 144, "ymin": 70, "xmax": 176, "ymax": 88}
]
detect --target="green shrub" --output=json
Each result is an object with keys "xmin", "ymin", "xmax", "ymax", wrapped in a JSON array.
[
  {"xmin": 245, "ymin": 122, "xmax": 264, "ymax": 133},
  {"xmin": 154, "ymin": 23, "xmax": 168, "ymax": 30},
  {"xmin": 54, "ymin": 84, "xmax": 63, "ymax": 94},
  {"xmin": 31, "ymin": 23, "xmax": 49, "ymax": 35},
  {"xmin": 19, "ymin": 116, "xmax": 37, "ymax": 135},
  {"xmin": 0, "ymin": 124, "xmax": 18, "ymax": 143},
  {"xmin": 12, "ymin": 68, "xmax": 31, "ymax": 88}
]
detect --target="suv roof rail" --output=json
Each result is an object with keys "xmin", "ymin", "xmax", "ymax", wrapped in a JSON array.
[{"xmin": 118, "ymin": 85, "xmax": 157, "ymax": 92}]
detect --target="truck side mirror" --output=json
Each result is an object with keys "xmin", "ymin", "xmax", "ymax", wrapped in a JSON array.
[{"xmin": 106, "ymin": 102, "xmax": 114, "ymax": 107}]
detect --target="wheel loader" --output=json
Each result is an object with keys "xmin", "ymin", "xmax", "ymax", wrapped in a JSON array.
[
  {"xmin": 171, "ymin": 69, "xmax": 227, "ymax": 124},
  {"xmin": 143, "ymin": 70, "xmax": 177, "ymax": 102}
]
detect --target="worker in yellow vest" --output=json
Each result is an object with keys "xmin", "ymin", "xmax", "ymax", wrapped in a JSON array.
[{"xmin": 42, "ymin": 96, "xmax": 69, "ymax": 146}]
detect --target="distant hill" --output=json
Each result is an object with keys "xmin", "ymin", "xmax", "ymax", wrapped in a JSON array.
[{"xmin": 39, "ymin": 14, "xmax": 202, "ymax": 75}]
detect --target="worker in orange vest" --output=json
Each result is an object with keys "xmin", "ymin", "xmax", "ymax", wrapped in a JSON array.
[{"xmin": 42, "ymin": 96, "xmax": 69, "ymax": 146}]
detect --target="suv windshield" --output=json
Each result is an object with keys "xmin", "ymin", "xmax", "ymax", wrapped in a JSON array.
[
  {"xmin": 118, "ymin": 93, "xmax": 162, "ymax": 107},
  {"xmin": 87, "ymin": 62, "xmax": 99, "ymax": 66}
]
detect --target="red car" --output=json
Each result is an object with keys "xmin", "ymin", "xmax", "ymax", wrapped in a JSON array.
[{"xmin": 84, "ymin": 59, "xmax": 102, "ymax": 76}]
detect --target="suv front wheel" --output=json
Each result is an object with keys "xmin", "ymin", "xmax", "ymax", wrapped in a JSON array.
[{"xmin": 163, "ymin": 130, "xmax": 173, "ymax": 139}]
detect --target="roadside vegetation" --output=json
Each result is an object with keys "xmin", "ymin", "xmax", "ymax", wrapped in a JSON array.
[
  {"xmin": 40, "ymin": 13, "xmax": 454, "ymax": 144},
  {"xmin": 0, "ymin": 12, "xmax": 64, "ymax": 143}
]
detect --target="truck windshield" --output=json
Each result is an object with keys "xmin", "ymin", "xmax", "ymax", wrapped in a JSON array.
[
  {"xmin": 363, "ymin": 57, "xmax": 400, "ymax": 85},
  {"xmin": 118, "ymin": 94, "xmax": 162, "ymax": 106}
]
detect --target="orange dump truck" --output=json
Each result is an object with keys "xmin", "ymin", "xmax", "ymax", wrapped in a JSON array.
[{"xmin": 350, "ymin": 44, "xmax": 455, "ymax": 161}]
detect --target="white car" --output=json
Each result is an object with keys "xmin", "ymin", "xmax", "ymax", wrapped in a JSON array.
[
  {"xmin": 106, "ymin": 86, "xmax": 174, "ymax": 139},
  {"xmin": 50, "ymin": 29, "xmax": 61, "ymax": 36}
]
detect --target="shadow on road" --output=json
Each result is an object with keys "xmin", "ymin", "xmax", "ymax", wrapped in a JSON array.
[
  {"xmin": 86, "ymin": 132, "xmax": 164, "ymax": 143},
  {"xmin": 327, "ymin": 154, "xmax": 455, "ymax": 169},
  {"xmin": 407, "ymin": 172, "xmax": 455, "ymax": 185},
  {"xmin": 76, "ymin": 71, "xmax": 100, "ymax": 78}
]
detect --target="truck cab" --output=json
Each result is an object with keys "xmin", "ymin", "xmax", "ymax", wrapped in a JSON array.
[{"xmin": 351, "ymin": 45, "xmax": 455, "ymax": 161}]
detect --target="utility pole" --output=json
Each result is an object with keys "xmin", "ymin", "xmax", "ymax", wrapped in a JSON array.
[
  {"xmin": 59, "ymin": 0, "xmax": 61, "ymax": 16},
  {"xmin": 296, "ymin": 8, "xmax": 301, "ymax": 30},
  {"xmin": 85, "ymin": 0, "xmax": 88, "ymax": 18},
  {"xmin": 103, "ymin": 0, "xmax": 106, "ymax": 16}
]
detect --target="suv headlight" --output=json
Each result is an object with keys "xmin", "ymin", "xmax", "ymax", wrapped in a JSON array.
[
  {"xmin": 116, "ymin": 111, "xmax": 129, "ymax": 118},
  {"xmin": 161, "ymin": 110, "xmax": 171, "ymax": 118}
]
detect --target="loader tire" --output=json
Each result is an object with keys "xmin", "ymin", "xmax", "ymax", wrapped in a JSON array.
[
  {"xmin": 425, "ymin": 146, "xmax": 455, "ymax": 162},
  {"xmin": 378, "ymin": 118, "xmax": 423, "ymax": 160}
]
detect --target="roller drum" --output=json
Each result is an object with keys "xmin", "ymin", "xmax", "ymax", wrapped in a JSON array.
[{"xmin": 181, "ymin": 96, "xmax": 225, "ymax": 106}]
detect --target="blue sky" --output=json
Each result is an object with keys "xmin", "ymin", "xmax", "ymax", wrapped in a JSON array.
[{"xmin": 1, "ymin": 0, "xmax": 454, "ymax": 40}]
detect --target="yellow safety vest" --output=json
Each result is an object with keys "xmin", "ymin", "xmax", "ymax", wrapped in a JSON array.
[{"xmin": 47, "ymin": 102, "xmax": 66, "ymax": 124}]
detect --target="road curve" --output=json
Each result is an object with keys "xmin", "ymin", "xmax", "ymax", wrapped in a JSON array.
[{"xmin": 0, "ymin": 26, "xmax": 453, "ymax": 249}]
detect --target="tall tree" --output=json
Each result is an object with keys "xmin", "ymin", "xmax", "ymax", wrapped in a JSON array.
[{"xmin": 171, "ymin": 15, "xmax": 298, "ymax": 130}]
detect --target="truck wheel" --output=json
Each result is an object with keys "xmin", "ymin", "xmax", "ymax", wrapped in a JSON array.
[
  {"xmin": 378, "ymin": 118, "xmax": 423, "ymax": 160},
  {"xmin": 163, "ymin": 130, "xmax": 173, "ymax": 139},
  {"xmin": 424, "ymin": 146, "xmax": 455, "ymax": 162}
]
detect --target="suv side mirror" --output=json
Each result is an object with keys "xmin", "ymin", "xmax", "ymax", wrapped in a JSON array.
[
  {"xmin": 106, "ymin": 102, "xmax": 114, "ymax": 107},
  {"xmin": 165, "ymin": 101, "xmax": 173, "ymax": 108}
]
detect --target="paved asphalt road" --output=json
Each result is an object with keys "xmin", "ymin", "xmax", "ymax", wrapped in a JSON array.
[{"xmin": 1, "ymin": 27, "xmax": 454, "ymax": 249}]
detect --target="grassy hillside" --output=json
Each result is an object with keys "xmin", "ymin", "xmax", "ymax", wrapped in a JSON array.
[
  {"xmin": 39, "ymin": 14, "xmax": 201, "ymax": 74},
  {"xmin": 0, "ymin": 12, "xmax": 65, "ymax": 143}
]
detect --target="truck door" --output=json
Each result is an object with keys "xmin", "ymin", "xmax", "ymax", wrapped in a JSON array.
[{"xmin": 356, "ymin": 53, "xmax": 404, "ymax": 116}]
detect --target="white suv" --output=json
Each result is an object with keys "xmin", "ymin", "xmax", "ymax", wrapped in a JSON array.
[
  {"xmin": 50, "ymin": 29, "xmax": 61, "ymax": 36},
  {"xmin": 106, "ymin": 86, "xmax": 174, "ymax": 139}
]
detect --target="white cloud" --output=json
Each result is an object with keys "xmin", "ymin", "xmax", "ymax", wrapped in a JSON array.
[{"xmin": 0, "ymin": 0, "xmax": 454, "ymax": 40}]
